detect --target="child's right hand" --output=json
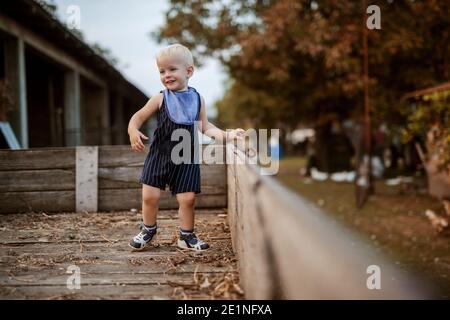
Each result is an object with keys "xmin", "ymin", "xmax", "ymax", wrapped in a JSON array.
[{"xmin": 129, "ymin": 129, "xmax": 149, "ymax": 152}]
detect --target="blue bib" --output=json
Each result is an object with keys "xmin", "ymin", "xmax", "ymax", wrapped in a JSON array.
[{"xmin": 163, "ymin": 87, "xmax": 200, "ymax": 125}]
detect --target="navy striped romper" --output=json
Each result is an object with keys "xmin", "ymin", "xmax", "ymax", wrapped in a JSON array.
[{"xmin": 139, "ymin": 92, "xmax": 201, "ymax": 195}]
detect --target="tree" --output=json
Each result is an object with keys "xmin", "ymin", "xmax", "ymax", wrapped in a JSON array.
[
  {"xmin": 154, "ymin": 0, "xmax": 450, "ymax": 147},
  {"xmin": 404, "ymin": 88, "xmax": 450, "ymax": 169}
]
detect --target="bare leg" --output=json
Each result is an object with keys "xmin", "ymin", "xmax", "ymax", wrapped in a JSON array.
[
  {"xmin": 176, "ymin": 192, "xmax": 195, "ymax": 230},
  {"xmin": 176, "ymin": 192, "xmax": 209, "ymax": 250},
  {"xmin": 142, "ymin": 184, "xmax": 160, "ymax": 226}
]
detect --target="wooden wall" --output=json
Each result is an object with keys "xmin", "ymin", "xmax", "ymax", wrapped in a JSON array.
[
  {"xmin": 0, "ymin": 145, "xmax": 226, "ymax": 213},
  {"xmin": 226, "ymin": 144, "xmax": 432, "ymax": 299}
]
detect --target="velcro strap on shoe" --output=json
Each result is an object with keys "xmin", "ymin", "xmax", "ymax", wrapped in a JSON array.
[{"xmin": 139, "ymin": 222, "xmax": 156, "ymax": 234}]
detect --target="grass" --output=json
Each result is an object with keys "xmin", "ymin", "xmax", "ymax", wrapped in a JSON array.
[{"xmin": 276, "ymin": 156, "xmax": 450, "ymax": 299}]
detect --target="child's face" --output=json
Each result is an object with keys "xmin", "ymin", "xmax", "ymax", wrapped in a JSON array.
[{"xmin": 157, "ymin": 55, "xmax": 193, "ymax": 91}]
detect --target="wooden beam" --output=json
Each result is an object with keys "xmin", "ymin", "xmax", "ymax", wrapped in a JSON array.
[
  {"xmin": 76, "ymin": 146, "xmax": 98, "ymax": 212},
  {"xmin": 99, "ymin": 87, "xmax": 110, "ymax": 145},
  {"xmin": 402, "ymin": 81, "xmax": 450, "ymax": 100},
  {"xmin": 0, "ymin": 169, "xmax": 74, "ymax": 192},
  {"xmin": 0, "ymin": 148, "xmax": 75, "ymax": 170},
  {"xmin": 98, "ymin": 188, "xmax": 226, "ymax": 211},
  {"xmin": 4, "ymin": 36, "xmax": 28, "ymax": 148},
  {"xmin": 98, "ymin": 165, "xmax": 225, "ymax": 189},
  {"xmin": 113, "ymin": 96, "xmax": 126, "ymax": 144},
  {"xmin": 0, "ymin": 190, "xmax": 74, "ymax": 213},
  {"xmin": 0, "ymin": 13, "xmax": 105, "ymax": 87},
  {"xmin": 226, "ymin": 144, "xmax": 431, "ymax": 299},
  {"xmin": 64, "ymin": 71, "xmax": 81, "ymax": 146}
]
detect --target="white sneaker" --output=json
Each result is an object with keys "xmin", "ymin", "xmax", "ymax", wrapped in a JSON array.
[
  {"xmin": 177, "ymin": 232, "xmax": 210, "ymax": 251},
  {"xmin": 129, "ymin": 225, "xmax": 157, "ymax": 251}
]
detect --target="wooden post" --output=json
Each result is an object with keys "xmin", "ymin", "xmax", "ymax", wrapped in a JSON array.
[
  {"xmin": 76, "ymin": 146, "xmax": 98, "ymax": 212},
  {"xmin": 114, "ymin": 96, "xmax": 125, "ymax": 144},
  {"xmin": 100, "ymin": 86, "xmax": 110, "ymax": 145},
  {"xmin": 356, "ymin": 0, "xmax": 373, "ymax": 208},
  {"xmin": 64, "ymin": 71, "xmax": 81, "ymax": 146},
  {"xmin": 4, "ymin": 36, "xmax": 28, "ymax": 148},
  {"xmin": 48, "ymin": 74, "xmax": 58, "ymax": 146},
  {"xmin": 362, "ymin": 0, "xmax": 373, "ymax": 194}
]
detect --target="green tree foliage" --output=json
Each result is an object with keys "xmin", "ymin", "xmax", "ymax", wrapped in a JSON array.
[
  {"xmin": 154, "ymin": 0, "xmax": 449, "ymax": 133},
  {"xmin": 403, "ymin": 89, "xmax": 450, "ymax": 167}
]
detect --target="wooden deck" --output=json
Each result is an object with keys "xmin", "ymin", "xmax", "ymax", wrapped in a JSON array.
[{"xmin": 0, "ymin": 209, "xmax": 243, "ymax": 300}]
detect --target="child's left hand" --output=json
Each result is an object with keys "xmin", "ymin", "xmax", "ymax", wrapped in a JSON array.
[
  {"xmin": 227, "ymin": 128, "xmax": 245, "ymax": 141},
  {"xmin": 228, "ymin": 128, "xmax": 257, "ymax": 157}
]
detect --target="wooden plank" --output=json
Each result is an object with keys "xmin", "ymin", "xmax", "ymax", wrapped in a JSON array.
[
  {"xmin": 232, "ymin": 159, "xmax": 273, "ymax": 299},
  {"xmin": 98, "ymin": 164, "xmax": 225, "ymax": 189},
  {"xmin": 98, "ymin": 188, "xmax": 226, "ymax": 211},
  {"xmin": 0, "ymin": 284, "xmax": 212, "ymax": 300},
  {"xmin": 0, "ymin": 191, "xmax": 74, "ymax": 214},
  {"xmin": 0, "ymin": 148, "xmax": 75, "ymax": 171},
  {"xmin": 200, "ymin": 143, "xmax": 226, "ymax": 164},
  {"xmin": 0, "ymin": 209, "xmax": 227, "ymax": 233},
  {"xmin": 98, "ymin": 145, "xmax": 227, "ymax": 167},
  {"xmin": 0, "ymin": 144, "xmax": 223, "ymax": 167},
  {"xmin": 0, "ymin": 208, "xmax": 241, "ymax": 300},
  {"xmin": 1, "ymin": 272, "xmax": 235, "ymax": 286},
  {"xmin": 163, "ymin": 187, "xmax": 227, "ymax": 207},
  {"xmin": 0, "ymin": 232, "xmax": 230, "ymax": 248},
  {"xmin": 98, "ymin": 166, "xmax": 141, "ymax": 189},
  {"xmin": 0, "ymin": 169, "xmax": 74, "ymax": 192},
  {"xmin": 0, "ymin": 210, "xmax": 228, "ymax": 240},
  {"xmin": 227, "ymin": 144, "xmax": 431, "ymax": 299},
  {"xmin": 0, "ymin": 268, "xmax": 236, "ymax": 278},
  {"xmin": 0, "ymin": 236, "xmax": 232, "ymax": 246},
  {"xmin": 200, "ymin": 164, "xmax": 227, "ymax": 183},
  {"xmin": 226, "ymin": 145, "xmax": 238, "ymax": 254},
  {"xmin": 99, "ymin": 145, "xmax": 143, "ymax": 165},
  {"xmin": 0, "ymin": 240, "xmax": 232, "ymax": 256},
  {"xmin": 99, "ymin": 145, "xmax": 147, "ymax": 168},
  {"xmin": 0, "ymin": 260, "xmax": 235, "ymax": 274},
  {"xmin": 256, "ymin": 177, "xmax": 432, "ymax": 299},
  {"xmin": 76, "ymin": 146, "xmax": 98, "ymax": 212}
]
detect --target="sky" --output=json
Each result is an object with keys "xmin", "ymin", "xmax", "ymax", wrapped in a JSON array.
[{"xmin": 53, "ymin": 0, "xmax": 226, "ymax": 118}]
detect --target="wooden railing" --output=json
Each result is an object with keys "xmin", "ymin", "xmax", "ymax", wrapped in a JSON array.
[
  {"xmin": 0, "ymin": 145, "xmax": 226, "ymax": 213},
  {"xmin": 226, "ymin": 143, "xmax": 432, "ymax": 299}
]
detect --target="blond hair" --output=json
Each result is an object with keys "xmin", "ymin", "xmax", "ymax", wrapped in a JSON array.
[{"xmin": 156, "ymin": 44, "xmax": 194, "ymax": 66}]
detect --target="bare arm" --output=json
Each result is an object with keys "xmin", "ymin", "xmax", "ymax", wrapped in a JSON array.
[
  {"xmin": 198, "ymin": 95, "xmax": 244, "ymax": 142},
  {"xmin": 128, "ymin": 93, "xmax": 163, "ymax": 152}
]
